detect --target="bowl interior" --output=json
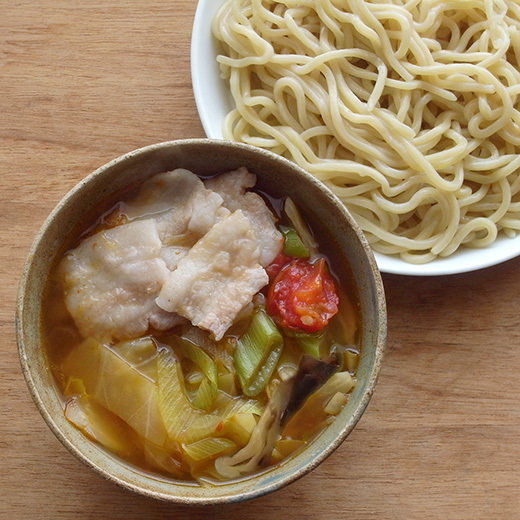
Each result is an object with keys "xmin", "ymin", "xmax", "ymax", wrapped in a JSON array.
[{"xmin": 16, "ymin": 139, "xmax": 386, "ymax": 504}]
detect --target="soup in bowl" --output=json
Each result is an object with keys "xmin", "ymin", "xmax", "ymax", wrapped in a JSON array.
[{"xmin": 16, "ymin": 139, "xmax": 386, "ymax": 504}]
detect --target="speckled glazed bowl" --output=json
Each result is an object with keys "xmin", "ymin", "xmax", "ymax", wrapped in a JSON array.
[{"xmin": 16, "ymin": 139, "xmax": 386, "ymax": 505}]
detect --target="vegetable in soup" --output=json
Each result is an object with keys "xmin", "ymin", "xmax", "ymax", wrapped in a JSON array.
[{"xmin": 43, "ymin": 167, "xmax": 360, "ymax": 484}]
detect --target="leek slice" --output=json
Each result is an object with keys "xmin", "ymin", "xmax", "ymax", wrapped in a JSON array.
[
  {"xmin": 217, "ymin": 372, "xmax": 238, "ymax": 396},
  {"xmin": 156, "ymin": 348, "xmax": 204, "ymax": 442},
  {"xmin": 234, "ymin": 308, "xmax": 284, "ymax": 397},
  {"xmin": 293, "ymin": 330, "xmax": 324, "ymax": 358},
  {"xmin": 160, "ymin": 336, "xmax": 219, "ymax": 411},
  {"xmin": 324, "ymin": 391, "xmax": 349, "ymax": 415},
  {"xmin": 156, "ymin": 349, "xmax": 224, "ymax": 444},
  {"xmin": 191, "ymin": 377, "xmax": 217, "ymax": 412},
  {"xmin": 216, "ymin": 393, "xmax": 264, "ymax": 419},
  {"xmin": 180, "ymin": 338, "xmax": 218, "ymax": 411},
  {"xmin": 283, "ymin": 197, "xmax": 318, "ymax": 256},
  {"xmin": 182, "ymin": 414, "xmax": 222, "ymax": 444},
  {"xmin": 177, "ymin": 324, "xmax": 234, "ymax": 372},
  {"xmin": 272, "ymin": 438, "xmax": 306, "ymax": 462},
  {"xmin": 280, "ymin": 226, "xmax": 310, "ymax": 258},
  {"xmin": 219, "ymin": 413, "xmax": 257, "ymax": 446},
  {"xmin": 186, "ymin": 370, "xmax": 204, "ymax": 385},
  {"xmin": 344, "ymin": 348, "xmax": 360, "ymax": 373},
  {"xmin": 182, "ymin": 437, "xmax": 236, "ymax": 468}
]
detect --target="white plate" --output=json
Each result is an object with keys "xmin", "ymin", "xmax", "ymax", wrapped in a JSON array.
[
  {"xmin": 191, "ymin": 0, "xmax": 232, "ymax": 139},
  {"xmin": 190, "ymin": 0, "xmax": 520, "ymax": 276}
]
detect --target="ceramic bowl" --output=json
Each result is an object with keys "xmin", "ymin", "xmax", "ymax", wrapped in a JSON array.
[{"xmin": 16, "ymin": 139, "xmax": 386, "ymax": 504}]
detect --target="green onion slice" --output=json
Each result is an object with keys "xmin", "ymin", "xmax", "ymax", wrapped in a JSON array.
[
  {"xmin": 283, "ymin": 197, "xmax": 317, "ymax": 256},
  {"xmin": 178, "ymin": 338, "xmax": 218, "ymax": 411},
  {"xmin": 160, "ymin": 336, "xmax": 219, "ymax": 412},
  {"xmin": 293, "ymin": 330, "xmax": 324, "ymax": 358},
  {"xmin": 234, "ymin": 308, "xmax": 284, "ymax": 397},
  {"xmin": 280, "ymin": 226, "xmax": 310, "ymax": 258}
]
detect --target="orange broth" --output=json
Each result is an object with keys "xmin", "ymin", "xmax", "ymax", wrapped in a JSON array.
[{"xmin": 42, "ymin": 175, "xmax": 361, "ymax": 484}]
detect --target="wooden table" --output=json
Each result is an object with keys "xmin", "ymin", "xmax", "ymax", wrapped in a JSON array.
[{"xmin": 2, "ymin": 2, "xmax": 519, "ymax": 518}]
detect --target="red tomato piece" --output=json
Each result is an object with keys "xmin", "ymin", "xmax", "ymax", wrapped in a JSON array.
[
  {"xmin": 265, "ymin": 252, "xmax": 293, "ymax": 282},
  {"xmin": 266, "ymin": 257, "xmax": 339, "ymax": 333}
]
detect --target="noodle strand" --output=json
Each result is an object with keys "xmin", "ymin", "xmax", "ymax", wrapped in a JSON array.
[{"xmin": 214, "ymin": 0, "xmax": 520, "ymax": 262}]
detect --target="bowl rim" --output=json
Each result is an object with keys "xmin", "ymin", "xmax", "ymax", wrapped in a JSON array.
[{"xmin": 16, "ymin": 139, "xmax": 386, "ymax": 505}]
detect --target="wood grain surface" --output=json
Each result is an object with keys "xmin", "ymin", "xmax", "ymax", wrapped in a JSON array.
[{"xmin": 2, "ymin": 1, "xmax": 520, "ymax": 519}]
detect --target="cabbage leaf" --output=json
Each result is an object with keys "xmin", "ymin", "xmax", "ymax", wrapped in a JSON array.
[{"xmin": 62, "ymin": 337, "xmax": 168, "ymax": 446}]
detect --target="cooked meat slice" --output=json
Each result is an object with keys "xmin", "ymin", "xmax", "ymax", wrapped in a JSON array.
[
  {"xmin": 60, "ymin": 169, "xmax": 280, "ymax": 344},
  {"xmin": 59, "ymin": 219, "xmax": 182, "ymax": 342},
  {"xmin": 156, "ymin": 210, "xmax": 269, "ymax": 340},
  {"xmin": 123, "ymin": 169, "xmax": 229, "ymax": 241},
  {"xmin": 204, "ymin": 168, "xmax": 283, "ymax": 266}
]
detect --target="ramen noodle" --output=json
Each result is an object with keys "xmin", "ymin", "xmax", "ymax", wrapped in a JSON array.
[{"xmin": 213, "ymin": 0, "xmax": 520, "ymax": 263}]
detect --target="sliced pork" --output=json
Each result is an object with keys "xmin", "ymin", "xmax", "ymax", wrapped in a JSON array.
[
  {"xmin": 156, "ymin": 210, "xmax": 269, "ymax": 340},
  {"xmin": 59, "ymin": 168, "xmax": 283, "ymax": 343},
  {"xmin": 59, "ymin": 219, "xmax": 181, "ymax": 342},
  {"xmin": 204, "ymin": 168, "xmax": 283, "ymax": 266}
]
